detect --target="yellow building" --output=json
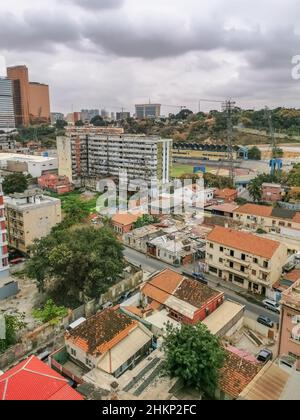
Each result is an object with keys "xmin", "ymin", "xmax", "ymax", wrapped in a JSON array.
[
  {"xmin": 206, "ymin": 226, "xmax": 287, "ymax": 295},
  {"xmin": 5, "ymin": 190, "xmax": 61, "ymax": 253}
]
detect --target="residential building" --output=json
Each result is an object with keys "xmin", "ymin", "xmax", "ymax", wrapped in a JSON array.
[
  {"xmin": 205, "ymin": 203, "xmax": 240, "ymax": 218},
  {"xmin": 38, "ymin": 173, "xmax": 73, "ymax": 195},
  {"xmin": 0, "ymin": 355, "xmax": 83, "ymax": 400},
  {"xmin": 5, "ymin": 189, "xmax": 62, "ymax": 252},
  {"xmin": 135, "ymin": 104, "xmax": 161, "ymax": 119},
  {"xmin": 57, "ymin": 127, "xmax": 172, "ymax": 185},
  {"xmin": 206, "ymin": 226, "xmax": 287, "ymax": 295},
  {"xmin": 7, "ymin": 65, "xmax": 30, "ymax": 126},
  {"xmin": 124, "ymin": 225, "xmax": 167, "ymax": 253},
  {"xmin": 0, "ymin": 78, "xmax": 16, "ymax": 131},
  {"xmin": 217, "ymin": 347, "xmax": 262, "ymax": 400},
  {"xmin": 66, "ymin": 112, "xmax": 81, "ymax": 124},
  {"xmin": 262, "ymin": 183, "xmax": 284, "ymax": 202},
  {"xmin": 116, "ymin": 111, "xmax": 131, "ymax": 120},
  {"xmin": 65, "ymin": 308, "xmax": 153, "ymax": 378},
  {"xmin": 0, "ymin": 132, "xmax": 16, "ymax": 151},
  {"xmin": 0, "ymin": 153, "xmax": 58, "ymax": 178},
  {"xmin": 141, "ymin": 269, "xmax": 225, "ymax": 325},
  {"xmin": 28, "ymin": 82, "xmax": 51, "ymax": 124},
  {"xmin": 273, "ymin": 269, "xmax": 300, "ymax": 293},
  {"xmin": 101, "ymin": 109, "xmax": 109, "ymax": 119},
  {"xmin": 278, "ymin": 280, "xmax": 300, "ymax": 371},
  {"xmin": 81, "ymin": 109, "xmax": 99, "ymax": 122},
  {"xmin": 111, "ymin": 213, "xmax": 141, "ymax": 235},
  {"xmin": 51, "ymin": 112, "xmax": 64, "ymax": 125},
  {"xmin": 214, "ymin": 188, "xmax": 238, "ymax": 203},
  {"xmin": 7, "ymin": 65, "xmax": 50, "ymax": 126},
  {"xmin": 233, "ymin": 203, "xmax": 300, "ymax": 235}
]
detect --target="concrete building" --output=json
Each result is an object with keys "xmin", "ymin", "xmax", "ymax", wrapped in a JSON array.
[
  {"xmin": 7, "ymin": 65, "xmax": 30, "ymax": 127},
  {"xmin": 0, "ymin": 153, "xmax": 58, "ymax": 178},
  {"xmin": 206, "ymin": 226, "xmax": 287, "ymax": 295},
  {"xmin": 141, "ymin": 269, "xmax": 225, "ymax": 325},
  {"xmin": 51, "ymin": 112, "xmax": 64, "ymax": 125},
  {"xmin": 116, "ymin": 111, "xmax": 130, "ymax": 121},
  {"xmin": 0, "ymin": 78, "xmax": 16, "ymax": 132},
  {"xmin": 135, "ymin": 104, "xmax": 161, "ymax": 119},
  {"xmin": 65, "ymin": 308, "xmax": 153, "ymax": 378},
  {"xmin": 261, "ymin": 183, "xmax": 284, "ymax": 202},
  {"xmin": 5, "ymin": 189, "xmax": 61, "ymax": 252},
  {"xmin": 278, "ymin": 280, "xmax": 300, "ymax": 371},
  {"xmin": 234, "ymin": 204, "xmax": 300, "ymax": 235},
  {"xmin": 111, "ymin": 213, "xmax": 142, "ymax": 235},
  {"xmin": 57, "ymin": 127, "xmax": 172, "ymax": 185},
  {"xmin": 80, "ymin": 109, "xmax": 99, "ymax": 122},
  {"xmin": 66, "ymin": 112, "xmax": 81, "ymax": 125},
  {"xmin": 28, "ymin": 82, "xmax": 50, "ymax": 124}
]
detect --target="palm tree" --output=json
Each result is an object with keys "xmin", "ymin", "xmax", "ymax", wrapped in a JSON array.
[{"xmin": 248, "ymin": 178, "xmax": 262, "ymax": 202}]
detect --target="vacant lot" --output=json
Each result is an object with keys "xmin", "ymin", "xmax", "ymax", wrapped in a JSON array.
[{"xmin": 172, "ymin": 164, "xmax": 195, "ymax": 177}]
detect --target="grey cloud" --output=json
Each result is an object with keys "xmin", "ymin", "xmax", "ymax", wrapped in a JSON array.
[{"xmin": 67, "ymin": 0, "xmax": 124, "ymax": 10}]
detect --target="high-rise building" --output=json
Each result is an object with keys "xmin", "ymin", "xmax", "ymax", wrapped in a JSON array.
[
  {"xmin": 51, "ymin": 112, "xmax": 64, "ymax": 125},
  {"xmin": 7, "ymin": 65, "xmax": 51, "ymax": 126},
  {"xmin": 0, "ymin": 184, "xmax": 9, "ymax": 279},
  {"xmin": 101, "ymin": 109, "xmax": 109, "ymax": 119},
  {"xmin": 81, "ymin": 109, "xmax": 99, "ymax": 122},
  {"xmin": 0, "ymin": 78, "xmax": 16, "ymax": 131},
  {"xmin": 57, "ymin": 127, "xmax": 172, "ymax": 185},
  {"xmin": 28, "ymin": 82, "xmax": 51, "ymax": 123},
  {"xmin": 135, "ymin": 104, "xmax": 161, "ymax": 119},
  {"xmin": 116, "ymin": 111, "xmax": 131, "ymax": 120},
  {"xmin": 111, "ymin": 112, "xmax": 115, "ymax": 121},
  {"xmin": 7, "ymin": 65, "xmax": 30, "ymax": 127}
]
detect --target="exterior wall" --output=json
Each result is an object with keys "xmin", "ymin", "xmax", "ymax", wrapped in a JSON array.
[
  {"xmin": 28, "ymin": 83, "xmax": 51, "ymax": 123},
  {"xmin": 206, "ymin": 240, "xmax": 287, "ymax": 295},
  {"xmin": 7, "ymin": 66, "xmax": 30, "ymax": 127},
  {"xmin": 27, "ymin": 158, "xmax": 58, "ymax": 178},
  {"xmin": 112, "ymin": 222, "xmax": 133, "ymax": 235},
  {"xmin": 0, "ymin": 78, "xmax": 16, "ymax": 131},
  {"xmin": 278, "ymin": 303, "xmax": 300, "ymax": 371},
  {"xmin": 262, "ymin": 186, "xmax": 283, "ymax": 202},
  {"xmin": 6, "ymin": 199, "xmax": 62, "ymax": 252},
  {"xmin": 57, "ymin": 136, "xmax": 73, "ymax": 182},
  {"xmin": 65, "ymin": 340, "xmax": 98, "ymax": 370},
  {"xmin": 233, "ymin": 212, "xmax": 300, "ymax": 233},
  {"xmin": 0, "ymin": 280, "xmax": 19, "ymax": 300}
]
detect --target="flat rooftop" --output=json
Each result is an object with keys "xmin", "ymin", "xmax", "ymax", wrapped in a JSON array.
[
  {"xmin": 0, "ymin": 153, "xmax": 57, "ymax": 163},
  {"xmin": 202, "ymin": 300, "xmax": 245, "ymax": 336}
]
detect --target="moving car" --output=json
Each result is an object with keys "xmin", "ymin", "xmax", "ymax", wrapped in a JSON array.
[
  {"xmin": 263, "ymin": 299, "xmax": 281, "ymax": 314},
  {"xmin": 257, "ymin": 316, "xmax": 274, "ymax": 328},
  {"xmin": 257, "ymin": 349, "xmax": 273, "ymax": 364}
]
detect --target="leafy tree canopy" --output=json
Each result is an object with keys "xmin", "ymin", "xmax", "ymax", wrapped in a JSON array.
[
  {"xmin": 3, "ymin": 173, "xmax": 29, "ymax": 195},
  {"xmin": 248, "ymin": 146, "xmax": 262, "ymax": 161},
  {"xmin": 134, "ymin": 214, "xmax": 160, "ymax": 229},
  {"xmin": 33, "ymin": 300, "xmax": 68, "ymax": 325},
  {"xmin": 163, "ymin": 323, "xmax": 227, "ymax": 398},
  {"xmin": 0, "ymin": 312, "xmax": 27, "ymax": 353}
]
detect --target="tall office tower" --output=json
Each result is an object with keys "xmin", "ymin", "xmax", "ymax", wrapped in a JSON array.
[
  {"xmin": 111, "ymin": 112, "xmax": 115, "ymax": 121},
  {"xmin": 57, "ymin": 127, "xmax": 172, "ymax": 185},
  {"xmin": 7, "ymin": 65, "xmax": 30, "ymax": 127},
  {"xmin": 135, "ymin": 103, "xmax": 161, "ymax": 119},
  {"xmin": 0, "ymin": 184, "xmax": 9, "ymax": 279},
  {"xmin": 101, "ymin": 109, "xmax": 109, "ymax": 119},
  {"xmin": 28, "ymin": 82, "xmax": 51, "ymax": 123},
  {"xmin": 0, "ymin": 78, "xmax": 16, "ymax": 131},
  {"xmin": 116, "ymin": 111, "xmax": 131, "ymax": 120}
]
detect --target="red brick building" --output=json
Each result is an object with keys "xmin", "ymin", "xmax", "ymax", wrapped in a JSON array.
[
  {"xmin": 38, "ymin": 173, "xmax": 72, "ymax": 195},
  {"xmin": 214, "ymin": 188, "xmax": 238, "ymax": 203},
  {"xmin": 261, "ymin": 183, "xmax": 284, "ymax": 202},
  {"xmin": 111, "ymin": 213, "xmax": 142, "ymax": 235},
  {"xmin": 141, "ymin": 269, "xmax": 224, "ymax": 325}
]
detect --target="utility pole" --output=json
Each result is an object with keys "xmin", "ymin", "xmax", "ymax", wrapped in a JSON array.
[{"xmin": 222, "ymin": 99, "xmax": 236, "ymax": 185}]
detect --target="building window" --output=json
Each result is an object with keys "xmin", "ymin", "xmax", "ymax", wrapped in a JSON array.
[
  {"xmin": 241, "ymin": 254, "xmax": 246, "ymax": 261},
  {"xmin": 230, "ymin": 262, "xmax": 234, "ymax": 269},
  {"xmin": 262, "ymin": 273, "xmax": 268, "ymax": 281},
  {"xmin": 210, "ymin": 243, "xmax": 214, "ymax": 249},
  {"xmin": 252, "ymin": 270, "xmax": 257, "ymax": 276},
  {"xmin": 230, "ymin": 250, "xmax": 234, "ymax": 257},
  {"xmin": 254, "ymin": 258, "xmax": 258, "ymax": 264},
  {"xmin": 263, "ymin": 261, "xmax": 269, "ymax": 269},
  {"xmin": 219, "ymin": 258, "xmax": 223, "ymax": 263},
  {"xmin": 71, "ymin": 348, "xmax": 76, "ymax": 357},
  {"xmin": 241, "ymin": 266, "xmax": 245, "ymax": 273},
  {"xmin": 234, "ymin": 276, "xmax": 244, "ymax": 285},
  {"xmin": 209, "ymin": 266, "xmax": 218, "ymax": 274},
  {"xmin": 220, "ymin": 247, "xmax": 224, "ymax": 252}
]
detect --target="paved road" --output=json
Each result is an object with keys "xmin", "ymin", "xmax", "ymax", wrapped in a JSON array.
[{"xmin": 123, "ymin": 246, "xmax": 280, "ymax": 324}]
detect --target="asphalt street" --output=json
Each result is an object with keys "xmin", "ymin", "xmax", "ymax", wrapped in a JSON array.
[{"xmin": 123, "ymin": 246, "xmax": 280, "ymax": 324}]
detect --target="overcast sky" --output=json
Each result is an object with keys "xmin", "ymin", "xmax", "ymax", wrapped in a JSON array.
[{"xmin": 1, "ymin": 0, "xmax": 300, "ymax": 114}]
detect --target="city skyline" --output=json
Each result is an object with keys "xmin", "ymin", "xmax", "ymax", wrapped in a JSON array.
[{"xmin": 1, "ymin": 0, "xmax": 300, "ymax": 114}]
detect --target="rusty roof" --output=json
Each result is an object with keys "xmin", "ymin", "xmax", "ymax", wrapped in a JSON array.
[
  {"xmin": 207, "ymin": 226, "xmax": 280, "ymax": 259},
  {"xmin": 65, "ymin": 308, "xmax": 136, "ymax": 356},
  {"xmin": 174, "ymin": 278, "xmax": 221, "ymax": 309},
  {"xmin": 219, "ymin": 350, "xmax": 261, "ymax": 399}
]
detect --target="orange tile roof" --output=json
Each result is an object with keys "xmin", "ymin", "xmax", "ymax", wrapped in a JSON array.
[
  {"xmin": 293, "ymin": 213, "xmax": 300, "ymax": 223},
  {"xmin": 65, "ymin": 308, "xmax": 136, "ymax": 356},
  {"xmin": 284, "ymin": 269, "xmax": 300, "ymax": 282},
  {"xmin": 215, "ymin": 189, "xmax": 237, "ymax": 199},
  {"xmin": 219, "ymin": 350, "xmax": 261, "ymax": 399},
  {"xmin": 235, "ymin": 204, "xmax": 273, "ymax": 218},
  {"xmin": 142, "ymin": 283, "xmax": 170, "ymax": 305},
  {"xmin": 207, "ymin": 226, "xmax": 280, "ymax": 258},
  {"xmin": 111, "ymin": 213, "xmax": 141, "ymax": 227},
  {"xmin": 148, "ymin": 269, "xmax": 184, "ymax": 294}
]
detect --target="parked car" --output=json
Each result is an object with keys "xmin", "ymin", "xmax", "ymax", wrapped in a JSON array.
[
  {"xmin": 101, "ymin": 301, "xmax": 113, "ymax": 310},
  {"xmin": 257, "ymin": 349, "xmax": 273, "ymax": 364},
  {"xmin": 263, "ymin": 299, "xmax": 281, "ymax": 314},
  {"xmin": 117, "ymin": 291, "xmax": 132, "ymax": 304},
  {"xmin": 257, "ymin": 316, "xmax": 274, "ymax": 329}
]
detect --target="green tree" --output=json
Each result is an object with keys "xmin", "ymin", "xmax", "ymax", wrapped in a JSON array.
[
  {"xmin": 33, "ymin": 300, "xmax": 68, "ymax": 325},
  {"xmin": 55, "ymin": 119, "xmax": 67, "ymax": 129},
  {"xmin": 163, "ymin": 323, "xmax": 227, "ymax": 398},
  {"xmin": 26, "ymin": 226, "xmax": 125, "ymax": 306},
  {"xmin": 75, "ymin": 120, "xmax": 84, "ymax": 127},
  {"xmin": 0, "ymin": 313, "xmax": 27, "ymax": 353},
  {"xmin": 248, "ymin": 146, "xmax": 262, "ymax": 160},
  {"xmin": 248, "ymin": 178, "xmax": 263, "ymax": 202},
  {"xmin": 3, "ymin": 173, "xmax": 28, "ymax": 195},
  {"xmin": 90, "ymin": 115, "xmax": 107, "ymax": 127},
  {"xmin": 203, "ymin": 173, "xmax": 233, "ymax": 189},
  {"xmin": 134, "ymin": 214, "xmax": 160, "ymax": 229}
]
